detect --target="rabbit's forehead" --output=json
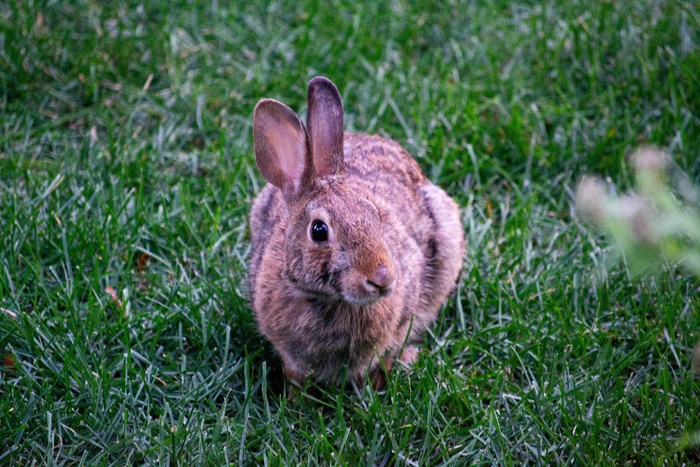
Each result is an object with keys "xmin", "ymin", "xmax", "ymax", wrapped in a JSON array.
[{"xmin": 305, "ymin": 195, "xmax": 380, "ymax": 225}]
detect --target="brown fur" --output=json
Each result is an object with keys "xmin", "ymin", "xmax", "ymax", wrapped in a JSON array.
[{"xmin": 249, "ymin": 77, "xmax": 464, "ymax": 388}]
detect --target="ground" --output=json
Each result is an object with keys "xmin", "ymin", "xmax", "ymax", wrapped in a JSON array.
[{"xmin": 1, "ymin": 0, "xmax": 700, "ymax": 464}]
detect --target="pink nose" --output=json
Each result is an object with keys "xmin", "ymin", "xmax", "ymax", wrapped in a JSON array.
[{"xmin": 367, "ymin": 264, "xmax": 396, "ymax": 295}]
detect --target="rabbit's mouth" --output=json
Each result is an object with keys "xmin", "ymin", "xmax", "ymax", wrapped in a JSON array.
[
  {"xmin": 342, "ymin": 293, "xmax": 384, "ymax": 307},
  {"xmin": 342, "ymin": 276, "xmax": 397, "ymax": 306}
]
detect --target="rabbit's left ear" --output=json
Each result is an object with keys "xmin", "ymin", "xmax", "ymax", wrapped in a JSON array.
[
  {"xmin": 306, "ymin": 77, "xmax": 345, "ymax": 179},
  {"xmin": 253, "ymin": 98, "xmax": 313, "ymax": 199}
]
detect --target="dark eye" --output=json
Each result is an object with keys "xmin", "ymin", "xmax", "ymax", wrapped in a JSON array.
[{"xmin": 310, "ymin": 219, "xmax": 329, "ymax": 243}]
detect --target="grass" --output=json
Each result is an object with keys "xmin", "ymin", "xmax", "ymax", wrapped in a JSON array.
[{"xmin": 1, "ymin": 0, "xmax": 700, "ymax": 464}]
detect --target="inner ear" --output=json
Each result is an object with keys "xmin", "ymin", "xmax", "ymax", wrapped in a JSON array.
[
  {"xmin": 306, "ymin": 77, "xmax": 345, "ymax": 179},
  {"xmin": 253, "ymin": 98, "xmax": 313, "ymax": 197}
]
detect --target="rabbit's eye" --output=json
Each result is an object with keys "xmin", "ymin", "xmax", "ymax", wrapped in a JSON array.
[{"xmin": 310, "ymin": 219, "xmax": 329, "ymax": 243}]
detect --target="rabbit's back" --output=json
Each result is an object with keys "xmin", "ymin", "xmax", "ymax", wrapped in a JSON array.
[{"xmin": 343, "ymin": 134, "xmax": 425, "ymax": 213}]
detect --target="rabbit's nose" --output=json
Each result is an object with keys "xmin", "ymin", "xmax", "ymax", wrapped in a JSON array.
[{"xmin": 366, "ymin": 264, "xmax": 396, "ymax": 295}]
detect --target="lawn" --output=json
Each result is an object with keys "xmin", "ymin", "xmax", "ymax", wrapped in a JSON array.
[{"xmin": 2, "ymin": 0, "xmax": 700, "ymax": 464}]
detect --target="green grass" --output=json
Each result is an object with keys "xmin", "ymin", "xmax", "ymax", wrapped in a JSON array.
[{"xmin": 2, "ymin": 0, "xmax": 700, "ymax": 464}]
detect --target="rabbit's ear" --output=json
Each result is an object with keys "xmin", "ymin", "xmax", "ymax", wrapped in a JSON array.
[
  {"xmin": 254, "ymin": 98, "xmax": 313, "ymax": 198},
  {"xmin": 306, "ymin": 77, "xmax": 344, "ymax": 179}
]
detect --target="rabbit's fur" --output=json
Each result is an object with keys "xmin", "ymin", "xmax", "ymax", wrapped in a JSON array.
[{"xmin": 249, "ymin": 77, "xmax": 463, "ymax": 388}]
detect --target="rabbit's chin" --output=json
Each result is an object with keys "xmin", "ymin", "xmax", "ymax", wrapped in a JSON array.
[
  {"xmin": 341, "ymin": 294, "xmax": 384, "ymax": 307},
  {"xmin": 341, "ymin": 285, "xmax": 396, "ymax": 307}
]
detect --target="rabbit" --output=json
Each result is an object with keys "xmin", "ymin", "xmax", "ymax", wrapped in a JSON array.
[{"xmin": 248, "ymin": 76, "xmax": 464, "ymax": 390}]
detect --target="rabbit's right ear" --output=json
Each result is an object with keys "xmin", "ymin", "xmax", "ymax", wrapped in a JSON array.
[
  {"xmin": 253, "ymin": 99, "xmax": 313, "ymax": 199},
  {"xmin": 306, "ymin": 77, "xmax": 344, "ymax": 180}
]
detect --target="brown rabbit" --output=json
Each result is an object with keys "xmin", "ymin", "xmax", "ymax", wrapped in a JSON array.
[{"xmin": 249, "ymin": 77, "xmax": 463, "ymax": 390}]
